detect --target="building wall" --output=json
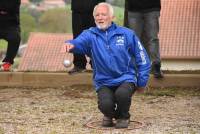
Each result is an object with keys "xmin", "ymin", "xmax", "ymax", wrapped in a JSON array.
[{"xmin": 162, "ymin": 59, "xmax": 200, "ymax": 71}]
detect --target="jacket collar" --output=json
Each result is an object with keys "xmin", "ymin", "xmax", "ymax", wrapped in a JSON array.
[
  {"xmin": 90, "ymin": 22, "xmax": 115, "ymax": 33},
  {"xmin": 90, "ymin": 22, "xmax": 123, "ymax": 37}
]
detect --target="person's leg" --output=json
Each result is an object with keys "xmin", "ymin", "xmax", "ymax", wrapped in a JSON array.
[
  {"xmin": 81, "ymin": 12, "xmax": 95, "ymax": 69},
  {"xmin": 127, "ymin": 11, "xmax": 150, "ymax": 54},
  {"xmin": 143, "ymin": 11, "xmax": 163, "ymax": 78},
  {"xmin": 97, "ymin": 86, "xmax": 116, "ymax": 118},
  {"xmin": 71, "ymin": 12, "xmax": 87, "ymax": 70},
  {"xmin": 114, "ymin": 82, "xmax": 135, "ymax": 128},
  {"xmin": 123, "ymin": 0, "xmax": 129, "ymax": 27},
  {"xmin": 68, "ymin": 12, "xmax": 87, "ymax": 74},
  {"xmin": 97, "ymin": 86, "xmax": 115, "ymax": 127},
  {"xmin": 127, "ymin": 11, "xmax": 144, "ymax": 40},
  {"xmin": 2, "ymin": 27, "xmax": 21, "ymax": 64},
  {"xmin": 115, "ymin": 82, "xmax": 135, "ymax": 119},
  {"xmin": 143, "ymin": 11, "xmax": 160, "ymax": 64}
]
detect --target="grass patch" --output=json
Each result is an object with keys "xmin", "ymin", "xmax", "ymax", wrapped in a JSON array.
[
  {"xmin": 113, "ymin": 6, "xmax": 124, "ymax": 26},
  {"xmin": 0, "ymin": 127, "xmax": 4, "ymax": 134},
  {"xmin": 13, "ymin": 57, "xmax": 21, "ymax": 69},
  {"xmin": 144, "ymin": 87, "xmax": 200, "ymax": 97},
  {"xmin": 0, "ymin": 40, "xmax": 7, "ymax": 50},
  {"xmin": 67, "ymin": 85, "xmax": 200, "ymax": 97}
]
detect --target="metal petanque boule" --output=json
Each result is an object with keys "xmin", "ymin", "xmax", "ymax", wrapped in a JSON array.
[{"xmin": 63, "ymin": 59, "xmax": 72, "ymax": 68}]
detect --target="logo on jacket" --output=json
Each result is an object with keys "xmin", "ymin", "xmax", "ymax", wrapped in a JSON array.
[
  {"xmin": 116, "ymin": 36, "xmax": 124, "ymax": 46},
  {"xmin": 138, "ymin": 41, "xmax": 143, "ymax": 50}
]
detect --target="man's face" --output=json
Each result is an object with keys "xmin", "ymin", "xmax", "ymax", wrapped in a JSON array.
[{"xmin": 94, "ymin": 5, "xmax": 113, "ymax": 30}]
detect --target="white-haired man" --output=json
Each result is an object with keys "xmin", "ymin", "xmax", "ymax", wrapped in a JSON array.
[{"xmin": 63, "ymin": 2, "xmax": 151, "ymax": 128}]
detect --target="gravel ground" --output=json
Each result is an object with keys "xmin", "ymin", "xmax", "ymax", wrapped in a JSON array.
[{"xmin": 0, "ymin": 85, "xmax": 199, "ymax": 134}]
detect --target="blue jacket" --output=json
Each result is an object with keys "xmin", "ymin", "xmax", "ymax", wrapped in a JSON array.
[{"xmin": 67, "ymin": 23, "xmax": 151, "ymax": 90}]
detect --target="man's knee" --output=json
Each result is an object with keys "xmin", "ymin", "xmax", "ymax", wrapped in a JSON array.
[
  {"xmin": 98, "ymin": 98, "xmax": 114, "ymax": 112},
  {"xmin": 115, "ymin": 83, "xmax": 135, "ymax": 101},
  {"xmin": 115, "ymin": 89, "xmax": 130, "ymax": 102}
]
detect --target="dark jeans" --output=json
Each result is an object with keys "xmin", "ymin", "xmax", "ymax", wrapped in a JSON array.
[
  {"xmin": 0, "ymin": 26, "xmax": 21, "ymax": 64},
  {"xmin": 72, "ymin": 11, "xmax": 95, "ymax": 68},
  {"xmin": 97, "ymin": 82, "xmax": 135, "ymax": 119},
  {"xmin": 127, "ymin": 11, "xmax": 161, "ymax": 64}
]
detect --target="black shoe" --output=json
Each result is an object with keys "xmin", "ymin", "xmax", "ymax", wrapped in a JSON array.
[
  {"xmin": 68, "ymin": 67, "xmax": 86, "ymax": 75},
  {"xmin": 102, "ymin": 116, "xmax": 113, "ymax": 127},
  {"xmin": 115, "ymin": 118, "xmax": 130, "ymax": 129},
  {"xmin": 152, "ymin": 62, "xmax": 164, "ymax": 78}
]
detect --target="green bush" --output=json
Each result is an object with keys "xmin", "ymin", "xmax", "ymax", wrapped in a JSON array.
[
  {"xmin": 108, "ymin": 0, "xmax": 125, "ymax": 7},
  {"xmin": 38, "ymin": 8, "xmax": 72, "ymax": 33},
  {"xmin": 29, "ymin": 0, "xmax": 43, "ymax": 4},
  {"xmin": 0, "ymin": 40, "xmax": 7, "ymax": 50},
  {"xmin": 19, "ymin": 5, "xmax": 124, "ymax": 43},
  {"xmin": 113, "ymin": 6, "xmax": 124, "ymax": 26},
  {"xmin": 20, "ymin": 11, "xmax": 37, "ymax": 43}
]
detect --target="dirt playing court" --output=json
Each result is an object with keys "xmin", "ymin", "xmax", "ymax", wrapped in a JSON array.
[{"xmin": 0, "ymin": 85, "xmax": 199, "ymax": 134}]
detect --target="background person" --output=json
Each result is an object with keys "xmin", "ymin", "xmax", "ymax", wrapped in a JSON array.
[
  {"xmin": 62, "ymin": 2, "xmax": 151, "ymax": 128},
  {"xmin": 0, "ymin": 0, "xmax": 21, "ymax": 71},
  {"xmin": 125, "ymin": 0, "xmax": 163, "ymax": 78},
  {"xmin": 69, "ymin": 0, "xmax": 105, "ymax": 74}
]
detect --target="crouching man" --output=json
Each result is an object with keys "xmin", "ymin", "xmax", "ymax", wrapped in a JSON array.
[{"xmin": 62, "ymin": 2, "xmax": 151, "ymax": 128}]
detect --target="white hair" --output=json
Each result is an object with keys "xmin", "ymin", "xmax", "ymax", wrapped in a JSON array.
[{"xmin": 93, "ymin": 2, "xmax": 114, "ymax": 17}]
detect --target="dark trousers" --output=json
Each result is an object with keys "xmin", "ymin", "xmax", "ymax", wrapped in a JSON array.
[
  {"xmin": 72, "ymin": 11, "xmax": 95, "ymax": 68},
  {"xmin": 97, "ymin": 82, "xmax": 135, "ymax": 119},
  {"xmin": 0, "ymin": 26, "xmax": 21, "ymax": 64}
]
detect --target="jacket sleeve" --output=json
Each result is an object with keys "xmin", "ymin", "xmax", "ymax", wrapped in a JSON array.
[
  {"xmin": 130, "ymin": 34, "xmax": 151, "ymax": 87},
  {"xmin": 66, "ymin": 31, "xmax": 91, "ymax": 56}
]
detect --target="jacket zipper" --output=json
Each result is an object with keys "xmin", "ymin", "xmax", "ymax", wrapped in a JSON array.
[{"xmin": 105, "ymin": 31, "xmax": 110, "ymax": 50}]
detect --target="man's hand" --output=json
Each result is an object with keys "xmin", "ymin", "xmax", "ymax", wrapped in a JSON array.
[
  {"xmin": 136, "ymin": 87, "xmax": 145, "ymax": 94},
  {"xmin": 60, "ymin": 43, "xmax": 74, "ymax": 53}
]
